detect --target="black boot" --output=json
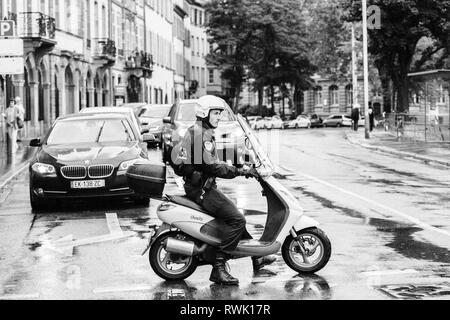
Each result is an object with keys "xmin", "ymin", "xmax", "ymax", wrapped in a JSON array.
[
  {"xmin": 209, "ymin": 256, "xmax": 239, "ymax": 285},
  {"xmin": 252, "ymin": 255, "xmax": 277, "ymax": 272}
]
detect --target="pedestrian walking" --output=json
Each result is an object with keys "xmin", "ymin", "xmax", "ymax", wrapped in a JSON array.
[
  {"xmin": 369, "ymin": 107, "xmax": 375, "ymax": 132},
  {"xmin": 2, "ymin": 99, "xmax": 20, "ymax": 155},
  {"xmin": 15, "ymin": 96, "xmax": 25, "ymax": 142},
  {"xmin": 351, "ymin": 105, "xmax": 360, "ymax": 131}
]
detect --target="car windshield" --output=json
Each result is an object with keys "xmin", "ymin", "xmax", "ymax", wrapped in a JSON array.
[
  {"xmin": 47, "ymin": 118, "xmax": 135, "ymax": 145},
  {"xmin": 177, "ymin": 103, "xmax": 234, "ymax": 122},
  {"xmin": 142, "ymin": 106, "xmax": 170, "ymax": 118}
]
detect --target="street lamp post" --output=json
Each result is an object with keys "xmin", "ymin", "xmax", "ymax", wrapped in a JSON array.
[{"xmin": 362, "ymin": 0, "xmax": 370, "ymax": 139}]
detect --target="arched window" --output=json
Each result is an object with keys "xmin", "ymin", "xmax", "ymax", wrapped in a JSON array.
[
  {"xmin": 329, "ymin": 85, "xmax": 339, "ymax": 106},
  {"xmin": 345, "ymin": 84, "xmax": 353, "ymax": 107},
  {"xmin": 313, "ymin": 86, "xmax": 322, "ymax": 106}
]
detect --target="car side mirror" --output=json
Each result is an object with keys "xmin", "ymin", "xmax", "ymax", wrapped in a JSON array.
[
  {"xmin": 244, "ymin": 138, "xmax": 253, "ymax": 150},
  {"xmin": 143, "ymin": 134, "xmax": 154, "ymax": 142},
  {"xmin": 30, "ymin": 138, "xmax": 42, "ymax": 147},
  {"xmin": 163, "ymin": 117, "xmax": 172, "ymax": 124}
]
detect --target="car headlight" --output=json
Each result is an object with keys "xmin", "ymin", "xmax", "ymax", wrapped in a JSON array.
[
  {"xmin": 178, "ymin": 128, "xmax": 187, "ymax": 138},
  {"xmin": 32, "ymin": 163, "xmax": 56, "ymax": 176},
  {"xmin": 119, "ymin": 159, "xmax": 139, "ymax": 172}
]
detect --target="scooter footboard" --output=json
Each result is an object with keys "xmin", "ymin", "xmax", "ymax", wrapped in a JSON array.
[{"xmin": 294, "ymin": 215, "xmax": 320, "ymax": 232}]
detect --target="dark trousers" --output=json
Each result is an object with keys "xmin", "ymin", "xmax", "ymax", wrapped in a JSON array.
[
  {"xmin": 187, "ymin": 188, "xmax": 252, "ymax": 252},
  {"xmin": 352, "ymin": 120, "xmax": 358, "ymax": 131}
]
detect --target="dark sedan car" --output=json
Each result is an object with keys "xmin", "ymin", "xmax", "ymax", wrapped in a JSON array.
[
  {"xmin": 29, "ymin": 113, "xmax": 150, "ymax": 210},
  {"xmin": 309, "ymin": 114, "xmax": 324, "ymax": 128},
  {"xmin": 161, "ymin": 99, "xmax": 246, "ymax": 165},
  {"xmin": 138, "ymin": 104, "xmax": 171, "ymax": 148}
]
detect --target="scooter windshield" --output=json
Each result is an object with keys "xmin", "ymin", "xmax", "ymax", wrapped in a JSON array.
[{"xmin": 237, "ymin": 115, "xmax": 276, "ymax": 178}]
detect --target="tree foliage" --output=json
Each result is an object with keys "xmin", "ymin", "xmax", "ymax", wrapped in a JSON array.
[
  {"xmin": 205, "ymin": 0, "xmax": 316, "ymax": 112},
  {"xmin": 342, "ymin": 0, "xmax": 450, "ymax": 112}
]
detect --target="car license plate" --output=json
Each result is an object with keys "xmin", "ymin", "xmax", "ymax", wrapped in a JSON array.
[{"xmin": 71, "ymin": 180, "xmax": 105, "ymax": 189}]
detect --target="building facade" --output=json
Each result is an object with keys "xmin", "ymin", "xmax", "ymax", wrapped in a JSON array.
[
  {"xmin": 188, "ymin": 0, "xmax": 207, "ymax": 98},
  {"xmin": 144, "ymin": 0, "xmax": 174, "ymax": 105},
  {"xmin": 0, "ymin": 0, "xmax": 212, "ymax": 140}
]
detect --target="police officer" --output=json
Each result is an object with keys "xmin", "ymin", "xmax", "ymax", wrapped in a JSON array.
[{"xmin": 174, "ymin": 95, "xmax": 276, "ymax": 285}]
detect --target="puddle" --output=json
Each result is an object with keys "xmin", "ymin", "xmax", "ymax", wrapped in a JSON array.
[
  {"xmin": 379, "ymin": 282, "xmax": 450, "ymax": 299},
  {"xmin": 292, "ymin": 187, "xmax": 450, "ymax": 264}
]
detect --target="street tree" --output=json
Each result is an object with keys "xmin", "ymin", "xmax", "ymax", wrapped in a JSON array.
[
  {"xmin": 343, "ymin": 0, "xmax": 450, "ymax": 112},
  {"xmin": 245, "ymin": 0, "xmax": 316, "ymax": 114},
  {"xmin": 205, "ymin": 0, "xmax": 255, "ymax": 111}
]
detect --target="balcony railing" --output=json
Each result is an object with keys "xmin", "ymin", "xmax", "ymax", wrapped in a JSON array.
[
  {"xmin": 125, "ymin": 51, "xmax": 154, "ymax": 71},
  {"xmin": 93, "ymin": 38, "xmax": 117, "ymax": 60},
  {"xmin": 17, "ymin": 12, "xmax": 56, "ymax": 40}
]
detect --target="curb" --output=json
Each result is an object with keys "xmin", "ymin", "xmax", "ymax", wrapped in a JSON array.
[{"xmin": 346, "ymin": 135, "xmax": 450, "ymax": 168}]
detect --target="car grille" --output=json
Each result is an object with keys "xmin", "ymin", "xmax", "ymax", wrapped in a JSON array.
[
  {"xmin": 88, "ymin": 164, "xmax": 114, "ymax": 178},
  {"xmin": 61, "ymin": 166, "xmax": 87, "ymax": 179}
]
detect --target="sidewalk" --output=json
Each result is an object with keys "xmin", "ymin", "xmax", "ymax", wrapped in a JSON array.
[
  {"xmin": 0, "ymin": 138, "xmax": 37, "ymax": 185},
  {"xmin": 346, "ymin": 129, "xmax": 450, "ymax": 168}
]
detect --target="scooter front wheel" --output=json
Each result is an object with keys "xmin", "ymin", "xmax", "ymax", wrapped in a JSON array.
[
  {"xmin": 149, "ymin": 231, "xmax": 198, "ymax": 281},
  {"xmin": 282, "ymin": 228, "xmax": 331, "ymax": 274}
]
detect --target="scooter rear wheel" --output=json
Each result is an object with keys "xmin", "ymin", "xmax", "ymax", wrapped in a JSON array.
[
  {"xmin": 282, "ymin": 228, "xmax": 331, "ymax": 274},
  {"xmin": 149, "ymin": 231, "xmax": 198, "ymax": 281}
]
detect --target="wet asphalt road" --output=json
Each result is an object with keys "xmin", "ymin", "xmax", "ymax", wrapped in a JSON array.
[{"xmin": 0, "ymin": 128, "xmax": 449, "ymax": 300}]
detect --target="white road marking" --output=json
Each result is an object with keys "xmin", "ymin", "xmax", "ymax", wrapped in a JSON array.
[
  {"xmin": 0, "ymin": 162, "xmax": 30, "ymax": 190},
  {"xmin": 0, "ymin": 188, "xmax": 11, "ymax": 203},
  {"xmin": 174, "ymin": 177, "xmax": 184, "ymax": 191},
  {"xmin": 0, "ymin": 293, "xmax": 40, "ymax": 300},
  {"xmin": 106, "ymin": 213, "xmax": 123, "ymax": 235},
  {"xmin": 43, "ymin": 213, "xmax": 134, "ymax": 255},
  {"xmin": 362, "ymin": 269, "xmax": 419, "ymax": 277},
  {"xmin": 93, "ymin": 285, "xmax": 152, "ymax": 294},
  {"xmin": 295, "ymin": 171, "xmax": 450, "ymax": 239}
]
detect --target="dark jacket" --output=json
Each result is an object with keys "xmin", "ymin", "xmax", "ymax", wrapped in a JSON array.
[
  {"xmin": 351, "ymin": 108, "xmax": 360, "ymax": 122},
  {"xmin": 173, "ymin": 120, "xmax": 240, "ymax": 200}
]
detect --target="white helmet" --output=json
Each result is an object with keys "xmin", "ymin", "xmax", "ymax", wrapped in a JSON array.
[{"xmin": 196, "ymin": 95, "xmax": 227, "ymax": 119}]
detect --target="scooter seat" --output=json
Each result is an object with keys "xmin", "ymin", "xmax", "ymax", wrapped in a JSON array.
[{"xmin": 166, "ymin": 195, "xmax": 210, "ymax": 215}]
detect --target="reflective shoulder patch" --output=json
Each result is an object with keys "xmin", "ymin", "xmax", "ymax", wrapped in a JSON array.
[
  {"xmin": 204, "ymin": 141, "xmax": 213, "ymax": 152},
  {"xmin": 178, "ymin": 147, "xmax": 188, "ymax": 160}
]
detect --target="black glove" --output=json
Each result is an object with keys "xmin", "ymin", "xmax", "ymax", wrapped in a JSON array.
[{"xmin": 238, "ymin": 166, "xmax": 259, "ymax": 179}]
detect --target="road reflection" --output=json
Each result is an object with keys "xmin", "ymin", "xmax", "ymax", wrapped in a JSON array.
[{"xmin": 151, "ymin": 274, "xmax": 332, "ymax": 300}]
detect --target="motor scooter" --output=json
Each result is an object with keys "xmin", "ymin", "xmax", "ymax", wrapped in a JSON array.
[{"xmin": 128, "ymin": 115, "xmax": 331, "ymax": 281}]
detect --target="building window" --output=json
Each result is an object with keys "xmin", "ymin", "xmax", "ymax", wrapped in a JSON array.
[
  {"xmin": 201, "ymin": 67, "xmax": 205, "ymax": 88},
  {"xmin": 314, "ymin": 87, "xmax": 322, "ymax": 106},
  {"xmin": 345, "ymin": 84, "xmax": 353, "ymax": 106},
  {"xmin": 329, "ymin": 85, "xmax": 339, "ymax": 106},
  {"xmin": 209, "ymin": 69, "xmax": 214, "ymax": 84}
]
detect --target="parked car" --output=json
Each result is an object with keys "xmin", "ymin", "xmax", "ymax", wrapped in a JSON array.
[
  {"xmin": 80, "ymin": 106, "xmax": 151, "ymax": 143},
  {"xmin": 28, "ymin": 113, "xmax": 150, "ymax": 210},
  {"xmin": 264, "ymin": 115, "xmax": 284, "ymax": 129},
  {"xmin": 139, "ymin": 104, "xmax": 172, "ymax": 147},
  {"xmin": 161, "ymin": 99, "xmax": 246, "ymax": 165},
  {"xmin": 288, "ymin": 115, "xmax": 312, "ymax": 129},
  {"xmin": 120, "ymin": 102, "xmax": 149, "ymax": 118},
  {"xmin": 246, "ymin": 116, "xmax": 260, "ymax": 130},
  {"xmin": 308, "ymin": 114, "xmax": 324, "ymax": 128},
  {"xmin": 254, "ymin": 117, "xmax": 268, "ymax": 130},
  {"xmin": 322, "ymin": 114, "xmax": 352, "ymax": 128}
]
